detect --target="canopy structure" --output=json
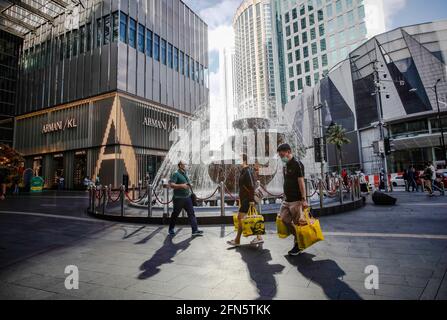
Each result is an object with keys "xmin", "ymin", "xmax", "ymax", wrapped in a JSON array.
[{"xmin": 0, "ymin": 0, "xmax": 84, "ymax": 37}]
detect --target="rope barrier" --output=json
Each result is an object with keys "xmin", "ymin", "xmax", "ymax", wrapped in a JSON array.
[
  {"xmin": 153, "ymin": 191, "xmax": 173, "ymax": 205},
  {"xmin": 196, "ymin": 186, "xmax": 220, "ymax": 201},
  {"xmin": 224, "ymin": 185, "xmax": 239, "ymax": 202},
  {"xmin": 260, "ymin": 185, "xmax": 284, "ymax": 198}
]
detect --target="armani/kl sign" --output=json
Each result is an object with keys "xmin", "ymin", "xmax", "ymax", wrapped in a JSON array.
[{"xmin": 42, "ymin": 118, "xmax": 78, "ymax": 134}]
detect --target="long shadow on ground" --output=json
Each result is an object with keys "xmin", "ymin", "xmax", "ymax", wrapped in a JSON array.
[
  {"xmin": 138, "ymin": 233, "xmax": 194, "ymax": 280},
  {"xmin": 286, "ymin": 253, "xmax": 362, "ymax": 300}
]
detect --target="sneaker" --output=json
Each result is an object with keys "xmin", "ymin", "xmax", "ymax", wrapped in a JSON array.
[
  {"xmin": 288, "ymin": 244, "xmax": 302, "ymax": 256},
  {"xmin": 192, "ymin": 230, "xmax": 204, "ymax": 237},
  {"xmin": 168, "ymin": 229, "xmax": 176, "ymax": 236}
]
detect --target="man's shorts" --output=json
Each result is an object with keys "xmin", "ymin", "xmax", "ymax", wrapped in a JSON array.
[
  {"xmin": 280, "ymin": 201, "xmax": 304, "ymax": 225},
  {"xmin": 239, "ymin": 199, "xmax": 251, "ymax": 215}
]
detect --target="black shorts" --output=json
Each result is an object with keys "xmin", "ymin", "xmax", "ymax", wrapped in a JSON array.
[{"xmin": 239, "ymin": 199, "xmax": 251, "ymax": 214}]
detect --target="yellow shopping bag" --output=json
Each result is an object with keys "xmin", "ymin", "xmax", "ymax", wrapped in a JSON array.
[
  {"xmin": 296, "ymin": 208, "xmax": 324, "ymax": 250},
  {"xmin": 276, "ymin": 215, "xmax": 290, "ymax": 239},
  {"xmin": 233, "ymin": 204, "xmax": 265, "ymax": 237}
]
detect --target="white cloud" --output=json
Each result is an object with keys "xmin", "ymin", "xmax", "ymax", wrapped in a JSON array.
[{"xmin": 382, "ymin": 0, "xmax": 408, "ymax": 28}]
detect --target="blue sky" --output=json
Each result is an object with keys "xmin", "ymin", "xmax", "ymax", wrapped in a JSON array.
[{"xmin": 183, "ymin": 0, "xmax": 447, "ymax": 147}]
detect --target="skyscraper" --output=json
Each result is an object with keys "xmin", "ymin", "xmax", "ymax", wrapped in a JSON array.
[
  {"xmin": 272, "ymin": 0, "xmax": 386, "ymax": 104},
  {"xmin": 233, "ymin": 0, "xmax": 278, "ymax": 120},
  {"xmin": 220, "ymin": 47, "xmax": 237, "ymax": 135}
]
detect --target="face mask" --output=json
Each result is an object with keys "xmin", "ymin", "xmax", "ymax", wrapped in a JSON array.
[{"xmin": 281, "ymin": 157, "xmax": 290, "ymax": 164}]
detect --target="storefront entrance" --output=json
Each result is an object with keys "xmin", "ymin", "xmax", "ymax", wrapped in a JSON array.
[
  {"xmin": 53, "ymin": 154, "xmax": 64, "ymax": 189},
  {"xmin": 73, "ymin": 151, "xmax": 87, "ymax": 190}
]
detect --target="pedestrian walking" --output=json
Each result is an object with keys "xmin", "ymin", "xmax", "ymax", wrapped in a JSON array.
[
  {"xmin": 0, "ymin": 168, "xmax": 7, "ymax": 201},
  {"xmin": 277, "ymin": 144, "xmax": 308, "ymax": 256},
  {"xmin": 227, "ymin": 154, "xmax": 264, "ymax": 247},
  {"xmin": 423, "ymin": 163, "xmax": 433, "ymax": 196},
  {"xmin": 403, "ymin": 168, "xmax": 409, "ymax": 192},
  {"xmin": 408, "ymin": 166, "xmax": 417, "ymax": 192},
  {"xmin": 168, "ymin": 161, "xmax": 203, "ymax": 237}
]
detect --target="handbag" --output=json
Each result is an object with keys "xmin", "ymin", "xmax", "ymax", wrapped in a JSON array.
[
  {"xmin": 276, "ymin": 215, "xmax": 291, "ymax": 239},
  {"xmin": 178, "ymin": 171, "xmax": 198, "ymax": 206},
  {"xmin": 295, "ymin": 207, "xmax": 324, "ymax": 250},
  {"xmin": 233, "ymin": 203, "xmax": 265, "ymax": 237}
]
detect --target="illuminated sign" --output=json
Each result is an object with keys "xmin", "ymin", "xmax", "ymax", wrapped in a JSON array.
[{"xmin": 42, "ymin": 118, "xmax": 78, "ymax": 134}]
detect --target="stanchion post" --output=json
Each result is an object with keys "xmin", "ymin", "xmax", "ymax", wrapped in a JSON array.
[
  {"xmin": 148, "ymin": 184, "xmax": 152, "ymax": 217},
  {"xmin": 92, "ymin": 186, "xmax": 96, "ymax": 214},
  {"xmin": 131, "ymin": 184, "xmax": 135, "ymax": 200},
  {"xmin": 351, "ymin": 177, "xmax": 355, "ymax": 202},
  {"xmin": 220, "ymin": 181, "xmax": 225, "ymax": 217},
  {"xmin": 319, "ymin": 179, "xmax": 324, "ymax": 209},
  {"xmin": 120, "ymin": 185, "xmax": 125, "ymax": 217},
  {"xmin": 162, "ymin": 179, "xmax": 169, "ymax": 219},
  {"xmin": 102, "ymin": 185, "xmax": 108, "ymax": 215},
  {"xmin": 305, "ymin": 179, "xmax": 310, "ymax": 204},
  {"xmin": 256, "ymin": 180, "xmax": 262, "ymax": 215}
]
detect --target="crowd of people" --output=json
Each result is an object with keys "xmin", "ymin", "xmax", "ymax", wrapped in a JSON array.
[{"xmin": 402, "ymin": 162, "xmax": 445, "ymax": 196}]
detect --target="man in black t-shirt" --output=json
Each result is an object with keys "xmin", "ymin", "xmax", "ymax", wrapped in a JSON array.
[{"xmin": 277, "ymin": 144, "xmax": 308, "ymax": 256}]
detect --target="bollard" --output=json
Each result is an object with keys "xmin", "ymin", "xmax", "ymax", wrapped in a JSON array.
[
  {"xmin": 339, "ymin": 177, "xmax": 344, "ymax": 205},
  {"xmin": 132, "ymin": 184, "xmax": 135, "ymax": 200},
  {"xmin": 120, "ymin": 185, "xmax": 125, "ymax": 217},
  {"xmin": 148, "ymin": 184, "xmax": 153, "ymax": 217},
  {"xmin": 319, "ymin": 179, "xmax": 324, "ymax": 209},
  {"xmin": 220, "ymin": 181, "xmax": 225, "ymax": 217},
  {"xmin": 102, "ymin": 186, "xmax": 108, "ymax": 215},
  {"xmin": 163, "ymin": 179, "xmax": 169, "ymax": 219}
]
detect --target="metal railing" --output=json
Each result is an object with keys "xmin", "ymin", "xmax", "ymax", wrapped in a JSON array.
[{"xmin": 87, "ymin": 175, "xmax": 364, "ymax": 218}]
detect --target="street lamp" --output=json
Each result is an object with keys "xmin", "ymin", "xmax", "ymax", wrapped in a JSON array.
[{"xmin": 371, "ymin": 59, "xmax": 390, "ymax": 192}]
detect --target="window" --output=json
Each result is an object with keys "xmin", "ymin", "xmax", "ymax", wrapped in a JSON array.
[
  {"xmin": 320, "ymin": 38, "xmax": 326, "ymax": 51},
  {"xmin": 302, "ymin": 32, "xmax": 308, "ymax": 43},
  {"xmin": 191, "ymin": 58, "xmax": 195, "ymax": 81},
  {"xmin": 80, "ymin": 25, "xmax": 85, "ymax": 54},
  {"xmin": 306, "ymin": 75, "xmax": 311, "ymax": 86},
  {"xmin": 72, "ymin": 29, "xmax": 78, "ymax": 56},
  {"xmin": 292, "ymin": 8, "xmax": 297, "ymax": 20},
  {"xmin": 196, "ymin": 61, "xmax": 200, "ymax": 83},
  {"xmin": 138, "ymin": 24, "xmax": 145, "ymax": 52},
  {"xmin": 146, "ymin": 29, "xmax": 152, "ymax": 57},
  {"xmin": 301, "ymin": 18, "xmax": 306, "ymax": 29},
  {"xmin": 287, "ymin": 39, "xmax": 292, "ymax": 50},
  {"xmin": 297, "ymin": 63, "xmax": 302, "ymax": 75},
  {"xmin": 358, "ymin": 5, "xmax": 365, "ymax": 19},
  {"xmin": 119, "ymin": 12, "xmax": 127, "ymax": 43},
  {"xmin": 313, "ymin": 57, "xmax": 319, "ymax": 69},
  {"xmin": 180, "ymin": 51, "xmax": 184, "ymax": 75},
  {"xmin": 303, "ymin": 46, "xmax": 309, "ymax": 58},
  {"xmin": 103, "ymin": 14, "xmax": 111, "ymax": 45},
  {"xmin": 174, "ymin": 47, "xmax": 179, "ymax": 71},
  {"xmin": 295, "ymin": 49, "xmax": 301, "ymax": 61},
  {"xmin": 293, "ymin": 22, "xmax": 298, "ymax": 33},
  {"xmin": 167, "ymin": 43, "xmax": 173, "ymax": 68},
  {"xmin": 310, "ymin": 28, "xmax": 316, "ymax": 40},
  {"xmin": 317, "ymin": 9, "xmax": 324, "ymax": 21},
  {"xmin": 294, "ymin": 35, "xmax": 299, "ymax": 47},
  {"xmin": 322, "ymin": 54, "xmax": 328, "ymax": 67},
  {"xmin": 60, "ymin": 35, "xmax": 65, "ymax": 61},
  {"xmin": 290, "ymin": 80, "xmax": 295, "ymax": 92},
  {"xmin": 319, "ymin": 24, "xmax": 325, "ymax": 36},
  {"xmin": 185, "ymin": 55, "xmax": 190, "ymax": 78},
  {"xmin": 153, "ymin": 34, "xmax": 160, "ymax": 61},
  {"xmin": 96, "ymin": 18, "xmax": 102, "ymax": 47},
  {"xmin": 129, "ymin": 18, "xmax": 136, "ymax": 48},
  {"xmin": 289, "ymin": 66, "xmax": 294, "ymax": 77},
  {"xmin": 336, "ymin": 0, "xmax": 342, "ymax": 14},
  {"xmin": 311, "ymin": 42, "xmax": 317, "ymax": 55},
  {"xmin": 285, "ymin": 12, "xmax": 290, "ymax": 24},
  {"xmin": 304, "ymin": 60, "xmax": 310, "ymax": 72},
  {"xmin": 86, "ymin": 23, "xmax": 92, "ymax": 51},
  {"xmin": 298, "ymin": 78, "xmax": 303, "ymax": 90},
  {"xmin": 112, "ymin": 12, "xmax": 119, "ymax": 42},
  {"xmin": 66, "ymin": 31, "xmax": 71, "ymax": 59},
  {"xmin": 200, "ymin": 64, "xmax": 204, "ymax": 85},
  {"xmin": 309, "ymin": 13, "xmax": 315, "ymax": 26},
  {"xmin": 161, "ymin": 39, "xmax": 167, "ymax": 65}
]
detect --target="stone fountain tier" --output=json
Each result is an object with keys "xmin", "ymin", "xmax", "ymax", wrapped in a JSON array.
[{"xmin": 208, "ymin": 117, "xmax": 286, "ymax": 194}]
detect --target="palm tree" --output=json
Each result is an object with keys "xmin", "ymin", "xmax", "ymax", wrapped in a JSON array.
[{"xmin": 326, "ymin": 124, "xmax": 351, "ymax": 174}]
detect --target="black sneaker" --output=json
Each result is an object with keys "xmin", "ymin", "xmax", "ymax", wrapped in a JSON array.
[
  {"xmin": 192, "ymin": 230, "xmax": 204, "ymax": 237},
  {"xmin": 288, "ymin": 244, "xmax": 302, "ymax": 256}
]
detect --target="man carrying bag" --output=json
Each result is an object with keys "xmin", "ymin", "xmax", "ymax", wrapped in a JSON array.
[{"xmin": 169, "ymin": 161, "xmax": 204, "ymax": 237}]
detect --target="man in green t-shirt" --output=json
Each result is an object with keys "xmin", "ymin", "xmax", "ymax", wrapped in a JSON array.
[{"xmin": 168, "ymin": 161, "xmax": 203, "ymax": 237}]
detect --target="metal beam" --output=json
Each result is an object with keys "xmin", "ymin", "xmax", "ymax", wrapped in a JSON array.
[
  {"xmin": 49, "ymin": 0, "xmax": 69, "ymax": 8},
  {"xmin": 0, "ymin": 12, "xmax": 35, "ymax": 32},
  {"xmin": 0, "ymin": 25, "xmax": 25, "ymax": 38},
  {"xmin": 9, "ymin": 0, "xmax": 54, "ymax": 22}
]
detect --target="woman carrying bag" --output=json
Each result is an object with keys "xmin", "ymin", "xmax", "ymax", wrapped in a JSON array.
[{"xmin": 227, "ymin": 154, "xmax": 264, "ymax": 247}]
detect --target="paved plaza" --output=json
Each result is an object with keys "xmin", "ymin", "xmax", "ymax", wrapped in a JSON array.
[{"xmin": 0, "ymin": 191, "xmax": 446, "ymax": 300}]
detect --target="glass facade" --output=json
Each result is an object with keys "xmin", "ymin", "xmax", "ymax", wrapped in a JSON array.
[{"xmin": 0, "ymin": 30, "xmax": 22, "ymax": 146}]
